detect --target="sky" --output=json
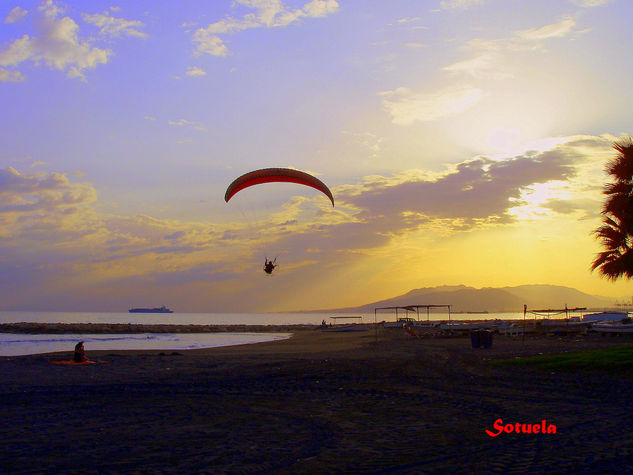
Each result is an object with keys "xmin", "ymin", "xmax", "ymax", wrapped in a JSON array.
[{"xmin": 1, "ymin": 0, "xmax": 633, "ymax": 312}]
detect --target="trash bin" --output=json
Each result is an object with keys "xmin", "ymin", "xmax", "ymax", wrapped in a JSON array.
[
  {"xmin": 470, "ymin": 330, "xmax": 481, "ymax": 349},
  {"xmin": 481, "ymin": 330, "xmax": 493, "ymax": 349}
]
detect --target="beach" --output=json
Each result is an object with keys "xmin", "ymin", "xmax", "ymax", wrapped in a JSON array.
[{"xmin": 1, "ymin": 326, "xmax": 633, "ymax": 474}]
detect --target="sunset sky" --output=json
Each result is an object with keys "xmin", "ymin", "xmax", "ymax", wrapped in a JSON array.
[{"xmin": 2, "ymin": 0, "xmax": 633, "ymax": 312}]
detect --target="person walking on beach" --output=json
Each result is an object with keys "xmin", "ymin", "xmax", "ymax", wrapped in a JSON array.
[{"xmin": 74, "ymin": 341, "xmax": 87, "ymax": 363}]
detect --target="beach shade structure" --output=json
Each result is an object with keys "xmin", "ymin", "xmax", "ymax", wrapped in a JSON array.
[{"xmin": 224, "ymin": 168, "xmax": 334, "ymax": 206}]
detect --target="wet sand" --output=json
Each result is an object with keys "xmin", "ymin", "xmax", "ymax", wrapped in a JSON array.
[{"xmin": 1, "ymin": 326, "xmax": 633, "ymax": 474}]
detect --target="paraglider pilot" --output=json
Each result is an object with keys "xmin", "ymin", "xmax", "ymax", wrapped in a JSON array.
[{"xmin": 264, "ymin": 258, "xmax": 277, "ymax": 275}]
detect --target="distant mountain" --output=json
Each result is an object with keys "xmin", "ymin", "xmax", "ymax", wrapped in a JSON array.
[
  {"xmin": 500, "ymin": 285, "xmax": 614, "ymax": 309},
  {"xmin": 312, "ymin": 284, "xmax": 620, "ymax": 314}
]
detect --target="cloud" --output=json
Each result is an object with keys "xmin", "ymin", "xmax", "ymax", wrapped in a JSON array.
[
  {"xmin": 302, "ymin": 0, "xmax": 340, "ymax": 18},
  {"xmin": 193, "ymin": 34, "xmax": 229, "ymax": 57},
  {"xmin": 0, "ymin": 67, "xmax": 25, "ymax": 82},
  {"xmin": 338, "ymin": 152, "xmax": 576, "ymax": 226},
  {"xmin": 0, "ymin": 0, "xmax": 111, "ymax": 80},
  {"xmin": 379, "ymin": 85, "xmax": 484, "ymax": 124},
  {"xmin": 0, "ymin": 166, "xmax": 97, "ymax": 212},
  {"xmin": 193, "ymin": 0, "xmax": 340, "ymax": 57},
  {"xmin": 443, "ymin": 16, "xmax": 582, "ymax": 81},
  {"xmin": 440, "ymin": 0, "xmax": 486, "ymax": 9},
  {"xmin": 4, "ymin": 6, "xmax": 28, "ymax": 23},
  {"xmin": 168, "ymin": 118, "xmax": 206, "ymax": 131},
  {"xmin": 516, "ymin": 16, "xmax": 576, "ymax": 41},
  {"xmin": 185, "ymin": 66, "xmax": 207, "ymax": 76},
  {"xmin": 0, "ymin": 166, "xmax": 99, "ymax": 244},
  {"xmin": 397, "ymin": 17, "xmax": 421, "ymax": 24},
  {"xmin": 442, "ymin": 53, "xmax": 512, "ymax": 80},
  {"xmin": 570, "ymin": 0, "xmax": 610, "ymax": 6},
  {"xmin": 82, "ymin": 10, "xmax": 147, "ymax": 38}
]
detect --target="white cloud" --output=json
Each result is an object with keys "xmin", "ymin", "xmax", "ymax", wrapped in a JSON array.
[
  {"xmin": 82, "ymin": 11, "xmax": 147, "ymax": 39},
  {"xmin": 193, "ymin": 33, "xmax": 229, "ymax": 57},
  {"xmin": 570, "ymin": 0, "xmax": 610, "ymax": 6},
  {"xmin": 168, "ymin": 118, "xmax": 206, "ymax": 131},
  {"xmin": 469, "ymin": 17, "xmax": 579, "ymax": 51},
  {"xmin": 440, "ymin": 0, "xmax": 486, "ymax": 9},
  {"xmin": 302, "ymin": 0, "xmax": 340, "ymax": 18},
  {"xmin": 397, "ymin": 17, "xmax": 421, "ymax": 24},
  {"xmin": 380, "ymin": 85, "xmax": 484, "ymax": 124},
  {"xmin": 516, "ymin": 16, "xmax": 576, "ymax": 41},
  {"xmin": 442, "ymin": 53, "xmax": 512, "ymax": 79},
  {"xmin": 4, "ymin": 6, "xmax": 28, "ymax": 23},
  {"xmin": 443, "ymin": 16, "xmax": 581, "ymax": 81},
  {"xmin": 193, "ymin": 0, "xmax": 340, "ymax": 57},
  {"xmin": 186, "ymin": 66, "xmax": 207, "ymax": 76},
  {"xmin": 0, "ymin": 0, "xmax": 111, "ymax": 80},
  {"xmin": 39, "ymin": 0, "xmax": 63, "ymax": 19}
]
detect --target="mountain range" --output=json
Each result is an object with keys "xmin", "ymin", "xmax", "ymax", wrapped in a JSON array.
[{"xmin": 311, "ymin": 285, "xmax": 628, "ymax": 314}]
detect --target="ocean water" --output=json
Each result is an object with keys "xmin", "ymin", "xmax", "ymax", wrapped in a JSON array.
[
  {"xmin": 0, "ymin": 310, "xmax": 525, "ymax": 326},
  {"xmin": 0, "ymin": 332, "xmax": 291, "ymax": 357},
  {"xmin": 0, "ymin": 311, "xmax": 332, "ymax": 326}
]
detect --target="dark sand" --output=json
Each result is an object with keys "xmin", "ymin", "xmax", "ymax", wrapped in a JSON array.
[{"xmin": 1, "ymin": 325, "xmax": 633, "ymax": 474}]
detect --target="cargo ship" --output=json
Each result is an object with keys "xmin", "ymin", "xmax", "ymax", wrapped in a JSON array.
[{"xmin": 128, "ymin": 305, "xmax": 173, "ymax": 313}]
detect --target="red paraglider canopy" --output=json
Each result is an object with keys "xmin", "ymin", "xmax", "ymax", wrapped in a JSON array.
[{"xmin": 224, "ymin": 168, "xmax": 334, "ymax": 206}]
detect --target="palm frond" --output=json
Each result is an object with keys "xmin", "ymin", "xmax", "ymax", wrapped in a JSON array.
[
  {"xmin": 593, "ymin": 137, "xmax": 633, "ymax": 280},
  {"xmin": 603, "ymin": 194, "xmax": 633, "ymax": 218},
  {"xmin": 607, "ymin": 139, "xmax": 633, "ymax": 180},
  {"xmin": 594, "ymin": 225, "xmax": 627, "ymax": 249},
  {"xmin": 591, "ymin": 250, "xmax": 618, "ymax": 272},
  {"xmin": 604, "ymin": 182, "xmax": 633, "ymax": 196}
]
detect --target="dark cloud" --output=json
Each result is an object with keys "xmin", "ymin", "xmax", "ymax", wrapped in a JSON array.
[
  {"xmin": 164, "ymin": 231, "xmax": 186, "ymax": 240},
  {"xmin": 340, "ymin": 147, "xmax": 577, "ymax": 225}
]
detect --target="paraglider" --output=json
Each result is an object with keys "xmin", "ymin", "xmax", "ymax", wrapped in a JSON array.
[
  {"xmin": 224, "ymin": 168, "xmax": 334, "ymax": 206},
  {"xmin": 225, "ymin": 167, "xmax": 334, "ymax": 275}
]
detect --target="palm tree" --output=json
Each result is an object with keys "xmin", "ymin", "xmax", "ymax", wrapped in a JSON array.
[{"xmin": 592, "ymin": 138, "xmax": 633, "ymax": 279}]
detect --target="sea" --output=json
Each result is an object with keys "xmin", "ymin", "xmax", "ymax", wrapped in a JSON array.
[{"xmin": 0, "ymin": 310, "xmax": 526, "ymax": 356}]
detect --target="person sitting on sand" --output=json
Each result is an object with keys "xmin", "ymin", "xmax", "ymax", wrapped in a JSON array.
[{"xmin": 74, "ymin": 341, "xmax": 87, "ymax": 363}]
